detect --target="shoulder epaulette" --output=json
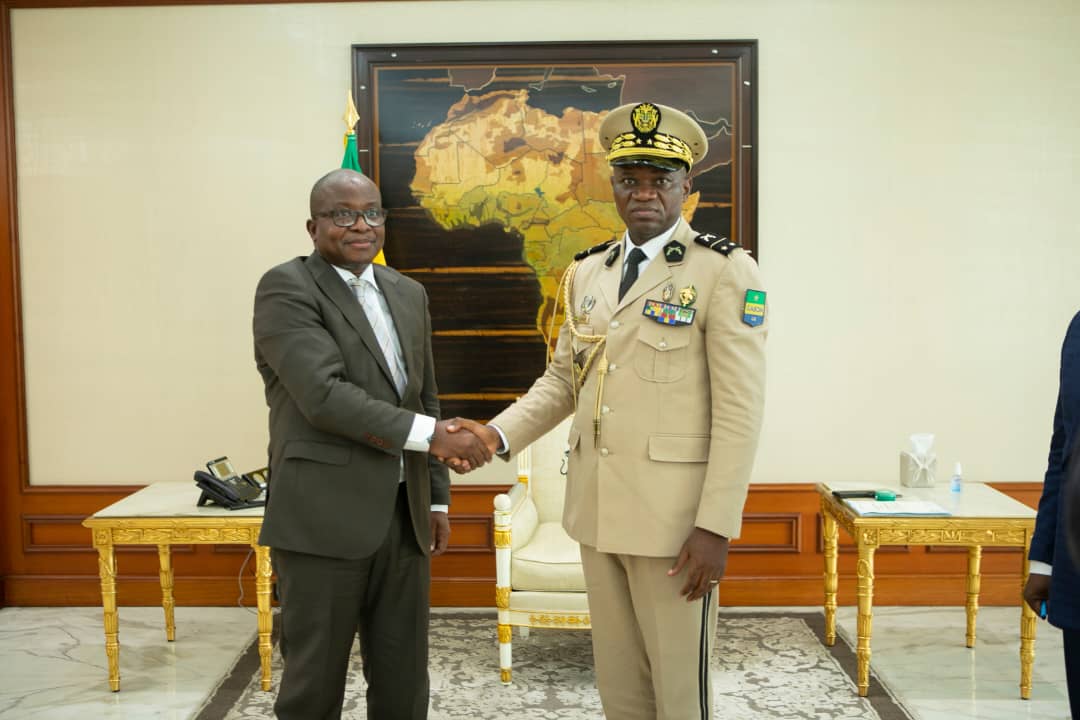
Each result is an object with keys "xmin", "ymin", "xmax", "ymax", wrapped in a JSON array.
[
  {"xmin": 694, "ymin": 233, "xmax": 741, "ymax": 256},
  {"xmin": 573, "ymin": 239, "xmax": 616, "ymax": 261}
]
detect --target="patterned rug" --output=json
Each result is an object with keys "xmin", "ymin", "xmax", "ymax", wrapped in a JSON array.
[{"xmin": 196, "ymin": 612, "xmax": 913, "ymax": 719}]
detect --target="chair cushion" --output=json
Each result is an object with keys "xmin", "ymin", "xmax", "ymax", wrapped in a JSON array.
[{"xmin": 511, "ymin": 522, "xmax": 586, "ymax": 592}]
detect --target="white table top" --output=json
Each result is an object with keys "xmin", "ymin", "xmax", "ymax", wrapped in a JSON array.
[
  {"xmin": 822, "ymin": 481, "xmax": 1036, "ymax": 519},
  {"xmin": 88, "ymin": 481, "xmax": 266, "ymax": 519}
]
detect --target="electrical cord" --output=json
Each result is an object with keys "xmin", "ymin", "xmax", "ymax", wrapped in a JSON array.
[{"xmin": 236, "ymin": 548, "xmax": 259, "ymax": 616}]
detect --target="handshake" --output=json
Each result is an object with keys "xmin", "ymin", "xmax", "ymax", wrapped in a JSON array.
[{"xmin": 429, "ymin": 418, "xmax": 501, "ymax": 474}]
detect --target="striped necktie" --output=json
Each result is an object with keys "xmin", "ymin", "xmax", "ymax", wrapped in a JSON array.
[{"xmin": 349, "ymin": 276, "xmax": 407, "ymax": 395}]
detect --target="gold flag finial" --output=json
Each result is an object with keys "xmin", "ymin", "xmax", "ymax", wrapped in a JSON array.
[{"xmin": 343, "ymin": 91, "xmax": 360, "ymax": 136}]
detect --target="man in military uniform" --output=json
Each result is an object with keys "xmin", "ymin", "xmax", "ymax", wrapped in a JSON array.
[{"xmin": 452, "ymin": 102, "xmax": 767, "ymax": 719}]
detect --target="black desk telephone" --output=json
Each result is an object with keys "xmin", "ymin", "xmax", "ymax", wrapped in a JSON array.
[{"xmin": 194, "ymin": 456, "xmax": 267, "ymax": 510}]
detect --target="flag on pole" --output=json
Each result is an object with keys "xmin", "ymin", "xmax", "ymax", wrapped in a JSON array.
[{"xmin": 342, "ymin": 91, "xmax": 386, "ymax": 265}]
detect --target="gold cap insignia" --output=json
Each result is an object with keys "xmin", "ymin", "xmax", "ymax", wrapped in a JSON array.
[
  {"xmin": 679, "ymin": 285, "xmax": 697, "ymax": 308},
  {"xmin": 599, "ymin": 101, "xmax": 709, "ymax": 171},
  {"xmin": 631, "ymin": 103, "xmax": 660, "ymax": 135}
]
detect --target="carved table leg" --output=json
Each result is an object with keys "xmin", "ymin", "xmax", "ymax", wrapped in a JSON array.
[
  {"xmin": 1020, "ymin": 540, "xmax": 1036, "ymax": 700},
  {"xmin": 92, "ymin": 530, "xmax": 121, "ymax": 691},
  {"xmin": 253, "ymin": 543, "xmax": 274, "ymax": 691},
  {"xmin": 965, "ymin": 545, "xmax": 981, "ymax": 648},
  {"xmin": 856, "ymin": 540, "xmax": 877, "ymax": 697},
  {"xmin": 158, "ymin": 544, "xmax": 176, "ymax": 642},
  {"xmin": 822, "ymin": 501, "xmax": 839, "ymax": 646}
]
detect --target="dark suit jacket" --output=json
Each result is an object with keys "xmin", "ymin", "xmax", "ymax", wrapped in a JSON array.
[
  {"xmin": 1030, "ymin": 310, "xmax": 1080, "ymax": 630},
  {"xmin": 253, "ymin": 251, "xmax": 449, "ymax": 560}
]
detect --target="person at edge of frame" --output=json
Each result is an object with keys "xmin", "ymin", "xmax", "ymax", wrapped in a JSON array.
[{"xmin": 1024, "ymin": 309, "xmax": 1080, "ymax": 719}]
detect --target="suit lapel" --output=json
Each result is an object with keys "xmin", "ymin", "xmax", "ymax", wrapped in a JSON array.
[{"xmin": 305, "ymin": 252, "xmax": 397, "ymax": 394}]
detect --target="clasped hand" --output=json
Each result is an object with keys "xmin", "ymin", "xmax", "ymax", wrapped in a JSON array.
[
  {"xmin": 430, "ymin": 418, "xmax": 500, "ymax": 474},
  {"xmin": 429, "ymin": 418, "xmax": 499, "ymax": 472}
]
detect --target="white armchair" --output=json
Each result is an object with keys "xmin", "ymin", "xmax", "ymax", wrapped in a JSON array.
[{"xmin": 493, "ymin": 420, "xmax": 589, "ymax": 684}]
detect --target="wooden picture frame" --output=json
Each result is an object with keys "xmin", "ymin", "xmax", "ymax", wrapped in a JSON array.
[{"xmin": 352, "ymin": 41, "xmax": 758, "ymax": 420}]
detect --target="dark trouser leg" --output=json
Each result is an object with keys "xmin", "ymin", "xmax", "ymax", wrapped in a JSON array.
[
  {"xmin": 1065, "ymin": 627, "xmax": 1079, "ymax": 719},
  {"xmin": 271, "ymin": 547, "xmax": 368, "ymax": 720},
  {"xmin": 359, "ymin": 483, "xmax": 431, "ymax": 720}
]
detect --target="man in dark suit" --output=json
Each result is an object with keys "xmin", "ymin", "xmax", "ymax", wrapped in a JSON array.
[
  {"xmin": 1024, "ymin": 309, "xmax": 1080, "ymax": 717},
  {"xmin": 253, "ymin": 169, "xmax": 492, "ymax": 720}
]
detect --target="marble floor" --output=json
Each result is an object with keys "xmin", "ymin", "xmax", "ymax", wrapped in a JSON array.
[{"xmin": 0, "ymin": 605, "xmax": 1070, "ymax": 719}]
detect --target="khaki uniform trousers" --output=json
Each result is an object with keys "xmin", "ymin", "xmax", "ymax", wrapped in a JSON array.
[{"xmin": 581, "ymin": 543, "xmax": 720, "ymax": 720}]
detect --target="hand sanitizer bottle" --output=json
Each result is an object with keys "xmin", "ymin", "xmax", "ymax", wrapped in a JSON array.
[{"xmin": 950, "ymin": 462, "xmax": 963, "ymax": 492}]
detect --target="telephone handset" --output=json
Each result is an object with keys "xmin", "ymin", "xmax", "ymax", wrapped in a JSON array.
[{"xmin": 195, "ymin": 456, "xmax": 266, "ymax": 510}]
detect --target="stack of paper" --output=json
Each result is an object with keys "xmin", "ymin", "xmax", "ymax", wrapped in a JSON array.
[{"xmin": 845, "ymin": 499, "xmax": 951, "ymax": 517}]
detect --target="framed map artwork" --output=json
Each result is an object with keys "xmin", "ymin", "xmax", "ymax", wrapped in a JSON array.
[{"xmin": 351, "ymin": 41, "xmax": 758, "ymax": 421}]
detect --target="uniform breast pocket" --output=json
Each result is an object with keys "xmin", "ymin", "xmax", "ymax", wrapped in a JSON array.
[{"xmin": 633, "ymin": 323, "xmax": 692, "ymax": 383}]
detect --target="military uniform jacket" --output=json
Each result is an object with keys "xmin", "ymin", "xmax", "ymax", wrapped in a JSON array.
[{"xmin": 491, "ymin": 222, "xmax": 767, "ymax": 557}]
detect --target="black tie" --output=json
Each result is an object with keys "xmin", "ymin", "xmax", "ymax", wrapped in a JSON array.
[{"xmin": 618, "ymin": 247, "xmax": 647, "ymax": 301}]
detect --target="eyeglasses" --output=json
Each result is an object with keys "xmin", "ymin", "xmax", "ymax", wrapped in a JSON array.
[{"xmin": 314, "ymin": 208, "xmax": 388, "ymax": 228}]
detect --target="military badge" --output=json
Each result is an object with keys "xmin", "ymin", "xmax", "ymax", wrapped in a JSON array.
[
  {"xmin": 661, "ymin": 283, "xmax": 674, "ymax": 302},
  {"xmin": 742, "ymin": 289, "xmax": 766, "ymax": 327},
  {"xmin": 678, "ymin": 285, "xmax": 697, "ymax": 307},
  {"xmin": 643, "ymin": 299, "xmax": 696, "ymax": 326},
  {"xmin": 663, "ymin": 240, "xmax": 685, "ymax": 263},
  {"xmin": 631, "ymin": 103, "xmax": 660, "ymax": 135},
  {"xmin": 574, "ymin": 349, "xmax": 588, "ymax": 375},
  {"xmin": 576, "ymin": 295, "xmax": 595, "ymax": 322}
]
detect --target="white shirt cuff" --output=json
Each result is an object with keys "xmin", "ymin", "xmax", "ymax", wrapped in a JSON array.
[
  {"xmin": 431, "ymin": 504, "xmax": 448, "ymax": 513},
  {"xmin": 489, "ymin": 423, "xmax": 510, "ymax": 455},
  {"xmin": 405, "ymin": 414, "xmax": 437, "ymax": 452},
  {"xmin": 1029, "ymin": 560, "xmax": 1052, "ymax": 576}
]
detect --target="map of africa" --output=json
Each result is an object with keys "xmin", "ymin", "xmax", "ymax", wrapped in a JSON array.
[
  {"xmin": 409, "ymin": 88, "xmax": 702, "ymax": 335},
  {"xmin": 362, "ymin": 53, "xmax": 746, "ymax": 419}
]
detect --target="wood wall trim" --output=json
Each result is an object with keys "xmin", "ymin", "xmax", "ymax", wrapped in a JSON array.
[
  {"xmin": 21, "ymin": 514, "xmax": 99, "ymax": 553},
  {"xmin": 0, "ymin": 0, "xmax": 24, "ymax": 603},
  {"xmin": 21, "ymin": 485, "xmax": 144, "ymax": 495},
  {"xmin": 3, "ymin": 0, "xmax": 411, "ymax": 8},
  {"xmin": 0, "ymin": 482, "xmax": 1045, "ymax": 608},
  {"xmin": 0, "ymin": 572, "xmax": 1033, "ymax": 608},
  {"xmin": 732, "ymin": 512, "xmax": 801, "ymax": 553}
]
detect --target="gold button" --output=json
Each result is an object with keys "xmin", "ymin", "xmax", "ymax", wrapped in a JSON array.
[
  {"xmin": 658, "ymin": 340, "xmax": 668, "ymax": 349},
  {"xmin": 601, "ymin": 405, "xmax": 610, "ymax": 414},
  {"xmin": 608, "ymin": 363, "xmax": 617, "ymax": 371},
  {"xmin": 600, "ymin": 448, "xmax": 609, "ymax": 457},
  {"xmin": 610, "ymin": 320, "xmax": 620, "ymax": 329}
]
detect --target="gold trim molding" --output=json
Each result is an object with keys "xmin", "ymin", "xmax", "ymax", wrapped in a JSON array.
[{"xmin": 527, "ymin": 613, "xmax": 590, "ymax": 627}]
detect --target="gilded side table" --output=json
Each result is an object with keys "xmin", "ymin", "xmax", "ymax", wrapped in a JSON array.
[
  {"xmin": 816, "ymin": 481, "xmax": 1037, "ymax": 699},
  {"xmin": 83, "ymin": 482, "xmax": 272, "ymax": 692}
]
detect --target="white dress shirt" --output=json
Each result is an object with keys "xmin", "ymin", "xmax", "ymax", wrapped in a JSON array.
[{"xmin": 333, "ymin": 264, "xmax": 446, "ymax": 513}]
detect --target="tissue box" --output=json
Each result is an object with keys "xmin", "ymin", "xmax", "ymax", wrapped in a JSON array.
[{"xmin": 900, "ymin": 451, "xmax": 937, "ymax": 487}]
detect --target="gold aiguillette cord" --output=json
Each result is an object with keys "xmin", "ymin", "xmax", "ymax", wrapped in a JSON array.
[
  {"xmin": 593, "ymin": 352, "xmax": 608, "ymax": 447},
  {"xmin": 555, "ymin": 260, "xmax": 607, "ymax": 445}
]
